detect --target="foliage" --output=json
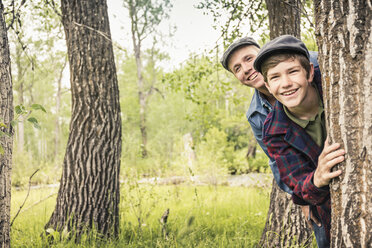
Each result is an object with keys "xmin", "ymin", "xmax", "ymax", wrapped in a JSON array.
[
  {"xmin": 197, "ymin": 0, "xmax": 317, "ymax": 49},
  {"xmin": 196, "ymin": 0, "xmax": 269, "ymax": 47}
]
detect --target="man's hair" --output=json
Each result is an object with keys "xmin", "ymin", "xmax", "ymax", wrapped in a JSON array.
[{"xmin": 261, "ymin": 53, "xmax": 311, "ymax": 82}]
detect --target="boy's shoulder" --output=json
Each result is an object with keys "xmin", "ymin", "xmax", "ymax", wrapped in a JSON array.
[{"xmin": 263, "ymin": 101, "xmax": 290, "ymax": 138}]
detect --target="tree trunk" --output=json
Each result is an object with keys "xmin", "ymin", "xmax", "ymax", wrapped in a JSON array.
[
  {"xmin": 131, "ymin": 25, "xmax": 148, "ymax": 158},
  {"xmin": 314, "ymin": 1, "xmax": 372, "ymax": 247},
  {"xmin": 54, "ymin": 58, "xmax": 67, "ymax": 166},
  {"xmin": 15, "ymin": 44, "xmax": 25, "ymax": 153},
  {"xmin": 260, "ymin": 181, "xmax": 312, "ymax": 248},
  {"xmin": 265, "ymin": 0, "xmax": 301, "ymax": 39},
  {"xmin": 259, "ymin": 1, "xmax": 313, "ymax": 246},
  {"xmin": 45, "ymin": 0, "xmax": 122, "ymax": 238},
  {"xmin": 246, "ymin": 144, "xmax": 256, "ymax": 159},
  {"xmin": 0, "ymin": 3, "xmax": 14, "ymax": 247}
]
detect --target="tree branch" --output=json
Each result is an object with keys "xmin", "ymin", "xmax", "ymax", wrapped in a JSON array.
[{"xmin": 10, "ymin": 168, "xmax": 40, "ymax": 226}]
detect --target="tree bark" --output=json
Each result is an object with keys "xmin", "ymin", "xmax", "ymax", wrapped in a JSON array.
[
  {"xmin": 259, "ymin": 1, "xmax": 313, "ymax": 246},
  {"xmin": 314, "ymin": 1, "xmax": 372, "ymax": 247},
  {"xmin": 260, "ymin": 181, "xmax": 313, "ymax": 248},
  {"xmin": 0, "ymin": 3, "xmax": 14, "ymax": 247},
  {"xmin": 265, "ymin": 0, "xmax": 301, "ymax": 39},
  {"xmin": 45, "ymin": 0, "xmax": 122, "ymax": 238}
]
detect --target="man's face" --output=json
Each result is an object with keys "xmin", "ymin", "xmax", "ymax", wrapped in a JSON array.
[
  {"xmin": 228, "ymin": 46, "xmax": 266, "ymax": 90},
  {"xmin": 265, "ymin": 58, "xmax": 314, "ymax": 109}
]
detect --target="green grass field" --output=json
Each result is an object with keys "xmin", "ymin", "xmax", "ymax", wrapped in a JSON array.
[{"xmin": 10, "ymin": 184, "xmax": 270, "ymax": 247}]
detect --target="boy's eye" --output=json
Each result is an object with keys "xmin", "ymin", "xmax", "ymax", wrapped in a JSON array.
[
  {"xmin": 234, "ymin": 66, "xmax": 241, "ymax": 73},
  {"xmin": 268, "ymin": 76, "xmax": 278, "ymax": 82},
  {"xmin": 290, "ymin": 69, "xmax": 299, "ymax": 74}
]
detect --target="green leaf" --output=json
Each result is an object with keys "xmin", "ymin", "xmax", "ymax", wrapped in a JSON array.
[
  {"xmin": 0, "ymin": 122, "xmax": 7, "ymax": 128},
  {"xmin": 27, "ymin": 117, "xmax": 38, "ymax": 124},
  {"xmin": 27, "ymin": 117, "xmax": 41, "ymax": 129},
  {"xmin": 15, "ymin": 105, "xmax": 23, "ymax": 114},
  {"xmin": 0, "ymin": 145, "xmax": 4, "ymax": 155},
  {"xmin": 30, "ymin": 104, "xmax": 47, "ymax": 113}
]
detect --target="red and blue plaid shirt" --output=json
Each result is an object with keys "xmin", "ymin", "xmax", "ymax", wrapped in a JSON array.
[{"xmin": 262, "ymin": 68, "xmax": 331, "ymax": 242}]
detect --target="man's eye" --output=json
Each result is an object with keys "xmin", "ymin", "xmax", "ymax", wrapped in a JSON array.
[
  {"xmin": 246, "ymin": 57, "xmax": 252, "ymax": 62},
  {"xmin": 290, "ymin": 70, "xmax": 299, "ymax": 74},
  {"xmin": 235, "ymin": 67, "xmax": 241, "ymax": 73}
]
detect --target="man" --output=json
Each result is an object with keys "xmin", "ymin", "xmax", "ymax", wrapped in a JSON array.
[
  {"xmin": 220, "ymin": 37, "xmax": 327, "ymax": 247},
  {"xmin": 254, "ymin": 35, "xmax": 345, "ymax": 247}
]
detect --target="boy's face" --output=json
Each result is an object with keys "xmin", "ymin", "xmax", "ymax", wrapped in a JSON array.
[
  {"xmin": 265, "ymin": 58, "xmax": 314, "ymax": 109},
  {"xmin": 228, "ymin": 45, "xmax": 266, "ymax": 90}
]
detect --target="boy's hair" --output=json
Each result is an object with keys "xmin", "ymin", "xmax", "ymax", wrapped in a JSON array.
[{"xmin": 261, "ymin": 53, "xmax": 311, "ymax": 82}]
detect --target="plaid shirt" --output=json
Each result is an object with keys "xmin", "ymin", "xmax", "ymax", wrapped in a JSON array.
[{"xmin": 262, "ymin": 67, "xmax": 331, "ymax": 242}]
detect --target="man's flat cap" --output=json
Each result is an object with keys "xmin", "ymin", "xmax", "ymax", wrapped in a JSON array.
[
  {"xmin": 254, "ymin": 35, "xmax": 310, "ymax": 73},
  {"xmin": 220, "ymin": 37, "xmax": 260, "ymax": 71}
]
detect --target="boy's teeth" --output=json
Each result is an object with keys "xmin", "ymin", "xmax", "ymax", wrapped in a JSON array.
[{"xmin": 282, "ymin": 89, "xmax": 297, "ymax": 96}]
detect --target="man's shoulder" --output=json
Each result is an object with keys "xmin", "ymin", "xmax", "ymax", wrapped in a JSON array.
[
  {"xmin": 246, "ymin": 90, "xmax": 271, "ymax": 122},
  {"xmin": 246, "ymin": 90, "xmax": 261, "ymax": 118}
]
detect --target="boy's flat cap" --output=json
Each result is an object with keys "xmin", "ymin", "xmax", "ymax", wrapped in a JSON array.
[
  {"xmin": 254, "ymin": 35, "xmax": 310, "ymax": 73},
  {"xmin": 220, "ymin": 37, "xmax": 260, "ymax": 71}
]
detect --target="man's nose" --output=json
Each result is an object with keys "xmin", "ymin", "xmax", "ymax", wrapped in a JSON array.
[{"xmin": 242, "ymin": 62, "xmax": 251, "ymax": 74}]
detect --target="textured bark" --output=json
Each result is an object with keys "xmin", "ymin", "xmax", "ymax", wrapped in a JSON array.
[
  {"xmin": 260, "ymin": 181, "xmax": 313, "ymax": 248},
  {"xmin": 265, "ymin": 0, "xmax": 301, "ymax": 39},
  {"xmin": 45, "ymin": 0, "xmax": 122, "ymax": 238},
  {"xmin": 259, "ymin": 1, "xmax": 312, "ymax": 247},
  {"xmin": 314, "ymin": 1, "xmax": 372, "ymax": 247},
  {"xmin": 0, "ymin": 3, "xmax": 14, "ymax": 247}
]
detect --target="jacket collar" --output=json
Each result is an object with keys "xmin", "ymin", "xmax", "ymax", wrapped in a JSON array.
[{"xmin": 266, "ymin": 101, "xmax": 322, "ymax": 166}]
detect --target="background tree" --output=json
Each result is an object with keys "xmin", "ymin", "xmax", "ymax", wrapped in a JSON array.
[
  {"xmin": 123, "ymin": 0, "xmax": 172, "ymax": 158},
  {"xmin": 0, "ymin": 2, "xmax": 14, "ymax": 247},
  {"xmin": 265, "ymin": 0, "xmax": 301, "ymax": 40},
  {"xmin": 314, "ymin": 0, "xmax": 372, "ymax": 247},
  {"xmin": 45, "ymin": 0, "xmax": 122, "ymax": 238}
]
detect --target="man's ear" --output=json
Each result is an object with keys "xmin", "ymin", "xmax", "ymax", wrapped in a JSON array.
[
  {"xmin": 264, "ymin": 81, "xmax": 272, "ymax": 94},
  {"xmin": 308, "ymin": 63, "xmax": 315, "ymax": 83}
]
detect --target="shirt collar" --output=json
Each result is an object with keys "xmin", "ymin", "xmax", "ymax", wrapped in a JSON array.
[{"xmin": 246, "ymin": 89, "xmax": 273, "ymax": 117}]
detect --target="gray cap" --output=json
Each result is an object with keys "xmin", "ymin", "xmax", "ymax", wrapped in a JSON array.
[
  {"xmin": 220, "ymin": 37, "xmax": 260, "ymax": 71},
  {"xmin": 253, "ymin": 35, "xmax": 310, "ymax": 73}
]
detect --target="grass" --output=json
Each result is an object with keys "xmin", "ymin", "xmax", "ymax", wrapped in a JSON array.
[{"xmin": 10, "ymin": 183, "xmax": 270, "ymax": 247}]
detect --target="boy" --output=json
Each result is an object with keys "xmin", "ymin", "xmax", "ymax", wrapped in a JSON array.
[
  {"xmin": 253, "ymin": 35, "xmax": 345, "ymax": 246},
  {"xmin": 221, "ymin": 37, "xmax": 327, "ymax": 247}
]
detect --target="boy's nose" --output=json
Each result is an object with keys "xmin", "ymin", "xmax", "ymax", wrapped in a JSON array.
[{"xmin": 281, "ymin": 75, "xmax": 293, "ymax": 88}]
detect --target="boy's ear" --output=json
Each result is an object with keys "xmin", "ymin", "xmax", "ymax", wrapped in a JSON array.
[
  {"xmin": 264, "ymin": 81, "xmax": 272, "ymax": 94},
  {"xmin": 308, "ymin": 63, "xmax": 315, "ymax": 82}
]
